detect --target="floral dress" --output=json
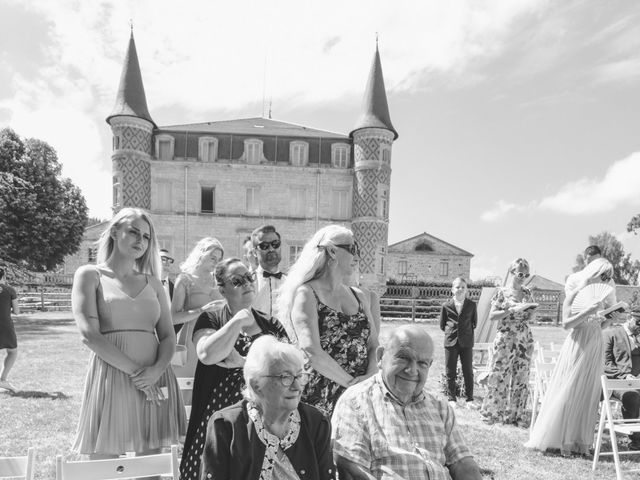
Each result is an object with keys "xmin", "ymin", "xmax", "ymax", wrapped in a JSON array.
[
  {"xmin": 480, "ymin": 286, "xmax": 536, "ymax": 425},
  {"xmin": 302, "ymin": 287, "xmax": 370, "ymax": 417}
]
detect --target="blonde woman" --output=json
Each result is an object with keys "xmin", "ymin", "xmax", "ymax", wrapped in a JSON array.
[
  {"xmin": 526, "ymin": 258, "xmax": 616, "ymax": 455},
  {"xmin": 480, "ymin": 258, "xmax": 537, "ymax": 427},
  {"xmin": 277, "ymin": 225, "xmax": 378, "ymax": 416},
  {"xmin": 171, "ymin": 237, "xmax": 225, "ymax": 378},
  {"xmin": 72, "ymin": 208, "xmax": 185, "ymax": 457}
]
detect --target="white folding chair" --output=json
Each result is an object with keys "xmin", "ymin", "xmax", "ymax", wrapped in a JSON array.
[
  {"xmin": 549, "ymin": 342, "xmax": 562, "ymax": 352},
  {"xmin": 56, "ymin": 445, "xmax": 179, "ymax": 480},
  {"xmin": 536, "ymin": 342, "xmax": 560, "ymax": 364},
  {"xmin": 0, "ymin": 448, "xmax": 35, "ymax": 480},
  {"xmin": 177, "ymin": 377, "xmax": 194, "ymax": 419},
  {"xmin": 472, "ymin": 342, "xmax": 492, "ymax": 385},
  {"xmin": 529, "ymin": 359, "xmax": 555, "ymax": 433},
  {"xmin": 593, "ymin": 375, "xmax": 640, "ymax": 480}
]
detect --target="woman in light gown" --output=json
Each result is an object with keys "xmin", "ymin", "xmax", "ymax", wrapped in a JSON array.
[
  {"xmin": 526, "ymin": 258, "xmax": 616, "ymax": 455},
  {"xmin": 72, "ymin": 208, "xmax": 185, "ymax": 457}
]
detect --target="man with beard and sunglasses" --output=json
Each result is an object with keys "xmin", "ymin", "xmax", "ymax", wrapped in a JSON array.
[{"xmin": 251, "ymin": 225, "xmax": 286, "ymax": 318}]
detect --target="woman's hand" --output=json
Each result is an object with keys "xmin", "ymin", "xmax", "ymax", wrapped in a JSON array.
[
  {"xmin": 231, "ymin": 308, "xmax": 256, "ymax": 332},
  {"xmin": 130, "ymin": 365, "xmax": 163, "ymax": 390}
]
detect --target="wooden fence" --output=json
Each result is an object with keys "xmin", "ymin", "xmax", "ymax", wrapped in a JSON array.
[{"xmin": 18, "ymin": 288, "xmax": 72, "ymax": 312}]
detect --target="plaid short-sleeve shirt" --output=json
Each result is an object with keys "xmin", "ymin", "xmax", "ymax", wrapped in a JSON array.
[{"xmin": 331, "ymin": 374, "xmax": 472, "ymax": 480}]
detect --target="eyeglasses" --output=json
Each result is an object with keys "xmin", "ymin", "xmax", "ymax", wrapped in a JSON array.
[
  {"xmin": 161, "ymin": 257, "xmax": 174, "ymax": 265},
  {"xmin": 256, "ymin": 240, "xmax": 281, "ymax": 251},
  {"xmin": 514, "ymin": 272, "xmax": 530, "ymax": 279},
  {"xmin": 223, "ymin": 271, "xmax": 256, "ymax": 288},
  {"xmin": 264, "ymin": 372, "xmax": 311, "ymax": 387},
  {"xmin": 335, "ymin": 242, "xmax": 360, "ymax": 258}
]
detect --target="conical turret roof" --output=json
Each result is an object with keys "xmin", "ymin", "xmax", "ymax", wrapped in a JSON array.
[
  {"xmin": 350, "ymin": 45, "xmax": 397, "ymax": 139},
  {"xmin": 106, "ymin": 32, "xmax": 155, "ymax": 127}
]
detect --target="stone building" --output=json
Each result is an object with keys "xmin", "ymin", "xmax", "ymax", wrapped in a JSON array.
[
  {"xmin": 64, "ymin": 33, "xmax": 398, "ymax": 291},
  {"xmin": 386, "ymin": 232, "xmax": 473, "ymax": 283}
]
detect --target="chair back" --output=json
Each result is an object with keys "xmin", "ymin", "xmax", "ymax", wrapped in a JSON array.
[
  {"xmin": 56, "ymin": 446, "xmax": 179, "ymax": 480},
  {"xmin": 0, "ymin": 448, "xmax": 34, "ymax": 480},
  {"xmin": 177, "ymin": 377, "xmax": 194, "ymax": 418}
]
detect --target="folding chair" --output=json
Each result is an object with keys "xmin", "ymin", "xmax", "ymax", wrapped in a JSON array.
[
  {"xmin": 177, "ymin": 377, "xmax": 194, "ymax": 419},
  {"xmin": 535, "ymin": 342, "xmax": 560, "ymax": 364},
  {"xmin": 0, "ymin": 448, "xmax": 35, "ymax": 480},
  {"xmin": 56, "ymin": 445, "xmax": 179, "ymax": 480},
  {"xmin": 593, "ymin": 375, "xmax": 640, "ymax": 480},
  {"xmin": 549, "ymin": 342, "xmax": 562, "ymax": 352},
  {"xmin": 472, "ymin": 342, "xmax": 492, "ymax": 385},
  {"xmin": 529, "ymin": 359, "xmax": 555, "ymax": 433}
]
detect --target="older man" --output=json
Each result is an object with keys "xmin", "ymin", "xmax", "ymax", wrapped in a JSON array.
[{"xmin": 332, "ymin": 324, "xmax": 481, "ymax": 480}]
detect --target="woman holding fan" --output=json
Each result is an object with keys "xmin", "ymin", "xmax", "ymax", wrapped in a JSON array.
[{"xmin": 526, "ymin": 258, "xmax": 616, "ymax": 455}]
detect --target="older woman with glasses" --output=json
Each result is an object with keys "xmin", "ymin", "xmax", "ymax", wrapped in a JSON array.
[
  {"xmin": 481, "ymin": 258, "xmax": 538, "ymax": 427},
  {"xmin": 180, "ymin": 258, "xmax": 288, "ymax": 480},
  {"xmin": 201, "ymin": 335, "xmax": 335, "ymax": 480},
  {"xmin": 277, "ymin": 225, "xmax": 378, "ymax": 416}
]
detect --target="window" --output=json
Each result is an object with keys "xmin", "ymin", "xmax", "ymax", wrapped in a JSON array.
[
  {"xmin": 88, "ymin": 247, "xmax": 97, "ymax": 264},
  {"xmin": 331, "ymin": 190, "xmax": 350, "ymax": 219},
  {"xmin": 157, "ymin": 236, "xmax": 173, "ymax": 254},
  {"xmin": 289, "ymin": 245, "xmax": 304, "ymax": 264},
  {"xmin": 377, "ymin": 246, "xmax": 386, "ymax": 275},
  {"xmin": 155, "ymin": 182, "xmax": 172, "ymax": 211},
  {"xmin": 440, "ymin": 262, "xmax": 449, "ymax": 276},
  {"xmin": 112, "ymin": 175, "xmax": 122, "ymax": 207},
  {"xmin": 155, "ymin": 135, "xmax": 175, "ymax": 161},
  {"xmin": 289, "ymin": 141, "xmax": 308, "ymax": 166},
  {"xmin": 290, "ymin": 187, "xmax": 306, "ymax": 217},
  {"xmin": 381, "ymin": 146, "xmax": 391, "ymax": 163},
  {"xmin": 199, "ymin": 137, "xmax": 218, "ymax": 162},
  {"xmin": 244, "ymin": 139, "xmax": 263, "ymax": 164},
  {"xmin": 246, "ymin": 187, "xmax": 260, "ymax": 215},
  {"xmin": 332, "ymin": 143, "xmax": 350, "ymax": 168},
  {"xmin": 112, "ymin": 135, "xmax": 120, "ymax": 150},
  {"xmin": 398, "ymin": 260, "xmax": 408, "ymax": 275},
  {"xmin": 201, "ymin": 187, "xmax": 215, "ymax": 213},
  {"xmin": 378, "ymin": 187, "xmax": 389, "ymax": 218}
]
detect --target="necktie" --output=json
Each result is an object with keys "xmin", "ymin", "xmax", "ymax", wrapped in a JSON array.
[{"xmin": 262, "ymin": 271, "xmax": 283, "ymax": 279}]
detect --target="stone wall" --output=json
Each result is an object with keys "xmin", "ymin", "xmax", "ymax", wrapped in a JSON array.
[{"xmin": 386, "ymin": 252, "xmax": 471, "ymax": 283}]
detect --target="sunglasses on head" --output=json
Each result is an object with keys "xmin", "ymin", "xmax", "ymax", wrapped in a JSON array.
[
  {"xmin": 256, "ymin": 240, "xmax": 281, "ymax": 251},
  {"xmin": 224, "ymin": 271, "xmax": 256, "ymax": 288},
  {"xmin": 161, "ymin": 256, "xmax": 174, "ymax": 264},
  {"xmin": 514, "ymin": 272, "xmax": 530, "ymax": 279},
  {"xmin": 334, "ymin": 242, "xmax": 361, "ymax": 258}
]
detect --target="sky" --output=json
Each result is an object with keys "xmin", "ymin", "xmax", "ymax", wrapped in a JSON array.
[{"xmin": 1, "ymin": 0, "xmax": 640, "ymax": 284}]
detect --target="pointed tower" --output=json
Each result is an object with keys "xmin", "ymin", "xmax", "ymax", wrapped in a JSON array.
[
  {"xmin": 350, "ymin": 44, "xmax": 398, "ymax": 292},
  {"xmin": 106, "ymin": 31, "xmax": 155, "ymax": 212}
]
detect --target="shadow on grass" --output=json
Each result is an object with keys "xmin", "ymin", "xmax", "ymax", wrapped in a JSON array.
[
  {"xmin": 479, "ymin": 467, "xmax": 496, "ymax": 479},
  {"xmin": 14, "ymin": 316, "xmax": 75, "ymax": 340},
  {"xmin": 3, "ymin": 389, "xmax": 70, "ymax": 400}
]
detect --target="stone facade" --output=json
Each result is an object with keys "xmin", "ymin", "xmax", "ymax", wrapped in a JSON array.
[{"xmin": 386, "ymin": 232, "xmax": 473, "ymax": 283}]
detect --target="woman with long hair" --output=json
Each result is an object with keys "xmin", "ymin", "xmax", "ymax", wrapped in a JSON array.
[
  {"xmin": 480, "ymin": 258, "xmax": 537, "ymax": 427},
  {"xmin": 72, "ymin": 208, "xmax": 185, "ymax": 457},
  {"xmin": 277, "ymin": 225, "xmax": 378, "ymax": 416},
  {"xmin": 526, "ymin": 258, "xmax": 616, "ymax": 455},
  {"xmin": 180, "ymin": 258, "xmax": 287, "ymax": 480},
  {"xmin": 171, "ymin": 237, "xmax": 225, "ymax": 378}
]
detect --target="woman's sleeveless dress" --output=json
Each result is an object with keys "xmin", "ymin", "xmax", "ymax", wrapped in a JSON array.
[
  {"xmin": 73, "ymin": 272, "xmax": 186, "ymax": 455},
  {"xmin": 302, "ymin": 287, "xmax": 370, "ymax": 417},
  {"xmin": 525, "ymin": 316, "xmax": 604, "ymax": 454}
]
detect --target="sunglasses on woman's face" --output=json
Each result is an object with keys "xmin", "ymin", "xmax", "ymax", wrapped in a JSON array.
[
  {"xmin": 335, "ymin": 242, "xmax": 361, "ymax": 258},
  {"xmin": 224, "ymin": 271, "xmax": 256, "ymax": 288},
  {"xmin": 256, "ymin": 240, "xmax": 281, "ymax": 251},
  {"xmin": 515, "ymin": 272, "xmax": 530, "ymax": 279}
]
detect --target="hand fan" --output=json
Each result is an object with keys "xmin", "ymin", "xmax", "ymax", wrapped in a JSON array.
[{"xmin": 570, "ymin": 282, "xmax": 614, "ymax": 315}]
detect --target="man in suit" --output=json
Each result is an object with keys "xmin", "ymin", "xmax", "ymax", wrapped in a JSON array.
[
  {"xmin": 251, "ymin": 225, "xmax": 286, "ymax": 318},
  {"xmin": 159, "ymin": 248, "xmax": 179, "ymax": 334},
  {"xmin": 604, "ymin": 308, "xmax": 640, "ymax": 449},
  {"xmin": 440, "ymin": 277, "xmax": 478, "ymax": 406}
]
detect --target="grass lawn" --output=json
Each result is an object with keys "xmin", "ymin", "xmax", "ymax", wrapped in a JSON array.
[{"xmin": 0, "ymin": 313, "xmax": 634, "ymax": 479}]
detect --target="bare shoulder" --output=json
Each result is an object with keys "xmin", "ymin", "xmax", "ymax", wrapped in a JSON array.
[{"xmin": 74, "ymin": 264, "xmax": 100, "ymax": 285}]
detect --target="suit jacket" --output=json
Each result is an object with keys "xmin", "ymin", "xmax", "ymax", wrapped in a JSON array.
[
  {"xmin": 604, "ymin": 326, "xmax": 634, "ymax": 379},
  {"xmin": 440, "ymin": 298, "xmax": 477, "ymax": 348},
  {"xmin": 202, "ymin": 400, "xmax": 335, "ymax": 480}
]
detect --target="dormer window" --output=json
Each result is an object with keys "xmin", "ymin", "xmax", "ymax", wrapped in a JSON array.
[
  {"xmin": 289, "ymin": 141, "xmax": 308, "ymax": 166},
  {"xmin": 381, "ymin": 146, "xmax": 391, "ymax": 163},
  {"xmin": 199, "ymin": 137, "xmax": 218, "ymax": 162},
  {"xmin": 155, "ymin": 134, "xmax": 175, "ymax": 161},
  {"xmin": 332, "ymin": 143, "xmax": 350, "ymax": 168},
  {"xmin": 244, "ymin": 139, "xmax": 264, "ymax": 164}
]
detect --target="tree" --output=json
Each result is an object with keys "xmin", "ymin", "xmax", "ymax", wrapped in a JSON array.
[
  {"xmin": 573, "ymin": 231, "xmax": 640, "ymax": 285},
  {"xmin": 0, "ymin": 128, "xmax": 88, "ymax": 271},
  {"xmin": 628, "ymin": 214, "xmax": 640, "ymax": 235}
]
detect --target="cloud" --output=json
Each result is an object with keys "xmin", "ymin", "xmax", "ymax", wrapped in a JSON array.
[
  {"xmin": 481, "ymin": 153, "xmax": 640, "ymax": 222},
  {"xmin": 480, "ymin": 200, "xmax": 526, "ymax": 222}
]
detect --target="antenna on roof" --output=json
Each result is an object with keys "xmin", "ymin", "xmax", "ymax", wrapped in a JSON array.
[
  {"xmin": 268, "ymin": 98, "xmax": 272, "ymax": 119},
  {"xmin": 130, "ymin": 19, "xmax": 133, "ymax": 34}
]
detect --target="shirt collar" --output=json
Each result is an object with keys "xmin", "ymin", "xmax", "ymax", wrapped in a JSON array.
[{"xmin": 375, "ymin": 373, "xmax": 426, "ymax": 406}]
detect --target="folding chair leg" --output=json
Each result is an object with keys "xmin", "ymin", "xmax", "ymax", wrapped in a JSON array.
[
  {"xmin": 609, "ymin": 425, "xmax": 624, "ymax": 480},
  {"xmin": 592, "ymin": 406, "xmax": 607, "ymax": 471},
  {"xmin": 530, "ymin": 386, "xmax": 538, "ymax": 434}
]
